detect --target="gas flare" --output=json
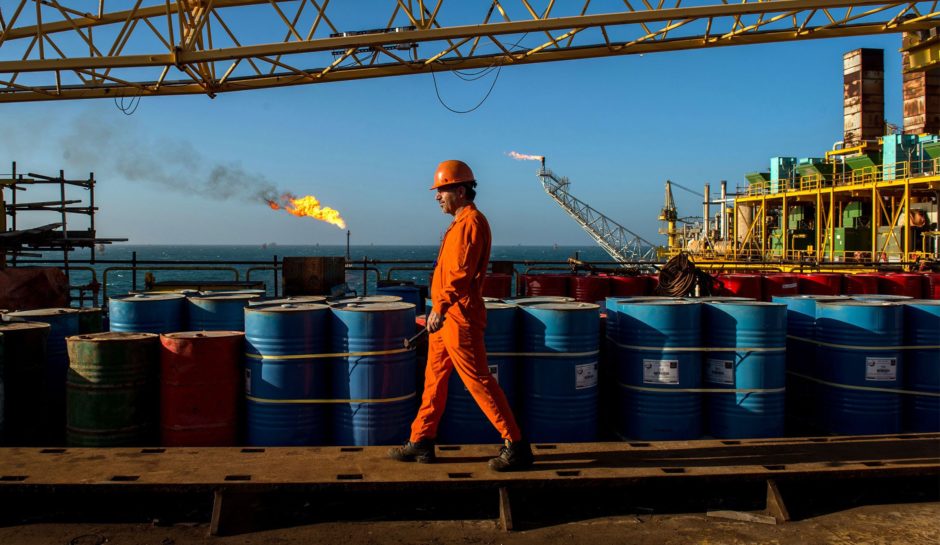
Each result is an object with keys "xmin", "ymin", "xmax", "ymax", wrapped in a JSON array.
[
  {"xmin": 507, "ymin": 151, "xmax": 544, "ymax": 162},
  {"xmin": 266, "ymin": 193, "xmax": 346, "ymax": 229}
]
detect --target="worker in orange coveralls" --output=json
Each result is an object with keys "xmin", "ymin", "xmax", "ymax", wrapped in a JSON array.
[{"xmin": 389, "ymin": 160, "xmax": 533, "ymax": 472}]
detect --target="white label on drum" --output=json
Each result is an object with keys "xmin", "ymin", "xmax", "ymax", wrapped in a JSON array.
[
  {"xmin": 575, "ymin": 362, "xmax": 598, "ymax": 390},
  {"xmin": 707, "ymin": 359, "xmax": 735, "ymax": 385},
  {"xmin": 782, "ymin": 283, "xmax": 798, "ymax": 289},
  {"xmin": 489, "ymin": 364, "xmax": 499, "ymax": 384},
  {"xmin": 865, "ymin": 357, "xmax": 897, "ymax": 381},
  {"xmin": 245, "ymin": 368, "xmax": 252, "ymax": 395},
  {"xmin": 643, "ymin": 359, "xmax": 679, "ymax": 385}
]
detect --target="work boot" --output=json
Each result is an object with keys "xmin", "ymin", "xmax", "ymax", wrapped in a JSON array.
[
  {"xmin": 488, "ymin": 440, "xmax": 534, "ymax": 472},
  {"xmin": 388, "ymin": 439, "xmax": 436, "ymax": 463}
]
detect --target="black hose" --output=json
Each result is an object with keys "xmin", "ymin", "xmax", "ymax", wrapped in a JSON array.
[{"xmin": 654, "ymin": 253, "xmax": 717, "ymax": 297}]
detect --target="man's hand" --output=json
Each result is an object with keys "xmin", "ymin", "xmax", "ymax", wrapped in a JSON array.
[{"xmin": 427, "ymin": 310, "xmax": 444, "ymax": 333}]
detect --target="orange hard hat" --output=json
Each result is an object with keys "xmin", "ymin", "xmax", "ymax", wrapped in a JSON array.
[{"xmin": 431, "ymin": 160, "xmax": 475, "ymax": 190}]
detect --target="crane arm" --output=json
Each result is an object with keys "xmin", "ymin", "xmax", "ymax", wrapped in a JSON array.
[
  {"xmin": 0, "ymin": 1, "xmax": 937, "ymax": 102},
  {"xmin": 537, "ymin": 168, "xmax": 658, "ymax": 264}
]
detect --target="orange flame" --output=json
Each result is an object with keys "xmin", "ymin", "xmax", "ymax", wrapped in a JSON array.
[
  {"xmin": 507, "ymin": 151, "xmax": 544, "ymax": 162},
  {"xmin": 266, "ymin": 194, "xmax": 346, "ymax": 229}
]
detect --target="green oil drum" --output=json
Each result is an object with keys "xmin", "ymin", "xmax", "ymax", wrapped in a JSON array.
[
  {"xmin": 0, "ymin": 322, "xmax": 51, "ymax": 445},
  {"xmin": 66, "ymin": 332, "xmax": 159, "ymax": 447}
]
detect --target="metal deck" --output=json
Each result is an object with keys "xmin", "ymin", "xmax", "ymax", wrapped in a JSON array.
[{"xmin": 1, "ymin": 434, "xmax": 938, "ymax": 533}]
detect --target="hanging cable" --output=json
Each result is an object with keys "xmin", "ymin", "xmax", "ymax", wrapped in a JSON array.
[
  {"xmin": 113, "ymin": 93, "xmax": 141, "ymax": 115},
  {"xmin": 429, "ymin": 32, "xmax": 530, "ymax": 114},
  {"xmin": 430, "ymin": 62, "xmax": 502, "ymax": 114}
]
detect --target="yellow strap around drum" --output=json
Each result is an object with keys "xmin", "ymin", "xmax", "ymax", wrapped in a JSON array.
[
  {"xmin": 607, "ymin": 337, "xmax": 785, "ymax": 353},
  {"xmin": 786, "ymin": 335, "xmax": 940, "ymax": 351},
  {"xmin": 787, "ymin": 371, "xmax": 940, "ymax": 397},
  {"xmin": 245, "ymin": 347, "xmax": 411, "ymax": 360},
  {"xmin": 617, "ymin": 382, "xmax": 786, "ymax": 394},
  {"xmin": 245, "ymin": 391, "xmax": 417, "ymax": 404}
]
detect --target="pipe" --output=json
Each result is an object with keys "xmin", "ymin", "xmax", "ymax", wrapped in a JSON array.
[
  {"xmin": 704, "ymin": 183, "xmax": 711, "ymax": 240},
  {"xmin": 720, "ymin": 180, "xmax": 728, "ymax": 240}
]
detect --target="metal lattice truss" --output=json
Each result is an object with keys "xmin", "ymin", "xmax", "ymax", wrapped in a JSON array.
[
  {"xmin": 538, "ymin": 168, "xmax": 658, "ymax": 264},
  {"xmin": 1, "ymin": 1, "xmax": 939, "ymax": 103}
]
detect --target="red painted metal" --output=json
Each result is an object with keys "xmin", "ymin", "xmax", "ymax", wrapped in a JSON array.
[
  {"xmin": 761, "ymin": 273, "xmax": 800, "ymax": 301},
  {"xmin": 482, "ymin": 273, "xmax": 512, "ymax": 299},
  {"xmin": 879, "ymin": 273, "xmax": 925, "ymax": 298},
  {"xmin": 608, "ymin": 276, "xmax": 650, "ymax": 297},
  {"xmin": 843, "ymin": 273, "xmax": 882, "ymax": 295},
  {"xmin": 924, "ymin": 273, "xmax": 940, "ymax": 299},
  {"xmin": 570, "ymin": 275, "xmax": 610, "ymax": 303},
  {"xmin": 716, "ymin": 274, "xmax": 763, "ymax": 300},
  {"xmin": 798, "ymin": 273, "xmax": 844, "ymax": 295},
  {"xmin": 522, "ymin": 274, "xmax": 571, "ymax": 297},
  {"xmin": 642, "ymin": 275, "xmax": 659, "ymax": 294},
  {"xmin": 160, "ymin": 331, "xmax": 243, "ymax": 446}
]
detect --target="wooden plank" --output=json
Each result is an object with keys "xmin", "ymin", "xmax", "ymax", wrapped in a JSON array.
[
  {"xmin": 0, "ymin": 435, "xmax": 936, "ymax": 488},
  {"xmin": 706, "ymin": 510, "xmax": 778, "ymax": 525},
  {"xmin": 765, "ymin": 479, "xmax": 791, "ymax": 524},
  {"xmin": 498, "ymin": 487, "xmax": 513, "ymax": 532}
]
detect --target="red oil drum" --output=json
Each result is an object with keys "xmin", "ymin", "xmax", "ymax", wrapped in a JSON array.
[
  {"xmin": 879, "ymin": 273, "xmax": 925, "ymax": 298},
  {"xmin": 716, "ymin": 274, "xmax": 763, "ymax": 300},
  {"xmin": 761, "ymin": 274, "xmax": 800, "ymax": 301},
  {"xmin": 924, "ymin": 273, "xmax": 940, "ymax": 299},
  {"xmin": 843, "ymin": 273, "xmax": 882, "ymax": 295},
  {"xmin": 160, "ymin": 331, "xmax": 243, "ymax": 446},
  {"xmin": 798, "ymin": 273, "xmax": 844, "ymax": 295},
  {"xmin": 570, "ymin": 275, "xmax": 610, "ymax": 304},
  {"xmin": 642, "ymin": 275, "xmax": 660, "ymax": 294},
  {"xmin": 482, "ymin": 273, "xmax": 512, "ymax": 299},
  {"xmin": 608, "ymin": 276, "xmax": 650, "ymax": 297},
  {"xmin": 523, "ymin": 274, "xmax": 571, "ymax": 297}
]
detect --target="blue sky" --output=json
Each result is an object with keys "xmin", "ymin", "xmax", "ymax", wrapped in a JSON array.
[{"xmin": 1, "ymin": 31, "xmax": 904, "ymax": 246}]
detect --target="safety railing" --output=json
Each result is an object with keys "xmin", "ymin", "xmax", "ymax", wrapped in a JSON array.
[
  {"xmin": 739, "ymin": 158, "xmax": 940, "ymax": 197},
  {"xmin": 102, "ymin": 265, "xmax": 241, "ymax": 303}
]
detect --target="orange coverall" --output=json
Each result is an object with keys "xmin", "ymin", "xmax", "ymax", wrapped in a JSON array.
[{"xmin": 410, "ymin": 203, "xmax": 522, "ymax": 443}]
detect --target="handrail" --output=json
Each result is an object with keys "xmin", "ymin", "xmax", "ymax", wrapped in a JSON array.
[
  {"xmin": 102, "ymin": 265, "xmax": 240, "ymax": 303},
  {"xmin": 385, "ymin": 266, "xmax": 433, "ymax": 282},
  {"xmin": 246, "ymin": 266, "xmax": 280, "ymax": 297}
]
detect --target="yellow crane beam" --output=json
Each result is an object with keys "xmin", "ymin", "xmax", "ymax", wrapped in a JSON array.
[{"xmin": 1, "ymin": 1, "xmax": 938, "ymax": 102}]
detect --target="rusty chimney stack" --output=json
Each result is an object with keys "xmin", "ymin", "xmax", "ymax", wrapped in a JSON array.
[
  {"xmin": 902, "ymin": 31, "xmax": 940, "ymax": 135},
  {"xmin": 843, "ymin": 48, "xmax": 885, "ymax": 146}
]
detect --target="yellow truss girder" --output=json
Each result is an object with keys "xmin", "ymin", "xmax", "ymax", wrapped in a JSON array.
[{"xmin": 1, "ymin": 0, "xmax": 938, "ymax": 103}]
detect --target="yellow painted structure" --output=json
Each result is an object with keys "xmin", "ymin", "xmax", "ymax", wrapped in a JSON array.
[
  {"xmin": 0, "ymin": 2, "xmax": 937, "ymax": 102},
  {"xmin": 665, "ymin": 154, "xmax": 940, "ymax": 271}
]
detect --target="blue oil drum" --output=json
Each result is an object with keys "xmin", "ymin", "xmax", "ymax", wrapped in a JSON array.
[
  {"xmin": 520, "ymin": 302, "xmax": 599, "ymax": 443},
  {"xmin": 614, "ymin": 300, "xmax": 702, "ymax": 440},
  {"xmin": 249, "ymin": 296, "xmax": 327, "ymax": 307},
  {"xmin": 329, "ymin": 295, "xmax": 402, "ymax": 305},
  {"xmin": 377, "ymin": 285, "xmax": 424, "ymax": 314},
  {"xmin": 815, "ymin": 300, "xmax": 904, "ymax": 435},
  {"xmin": 330, "ymin": 301, "xmax": 417, "ymax": 446},
  {"xmin": 506, "ymin": 296, "xmax": 575, "ymax": 306},
  {"xmin": 902, "ymin": 300, "xmax": 940, "ymax": 432},
  {"xmin": 852, "ymin": 294, "xmax": 913, "ymax": 302},
  {"xmin": 772, "ymin": 295, "xmax": 848, "ymax": 433},
  {"xmin": 4, "ymin": 308, "xmax": 80, "ymax": 444},
  {"xmin": 187, "ymin": 293, "xmax": 260, "ymax": 331},
  {"xmin": 437, "ymin": 302, "xmax": 518, "ymax": 444},
  {"xmin": 109, "ymin": 293, "xmax": 185, "ymax": 334},
  {"xmin": 703, "ymin": 301, "xmax": 787, "ymax": 439},
  {"xmin": 244, "ymin": 303, "xmax": 331, "ymax": 445}
]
